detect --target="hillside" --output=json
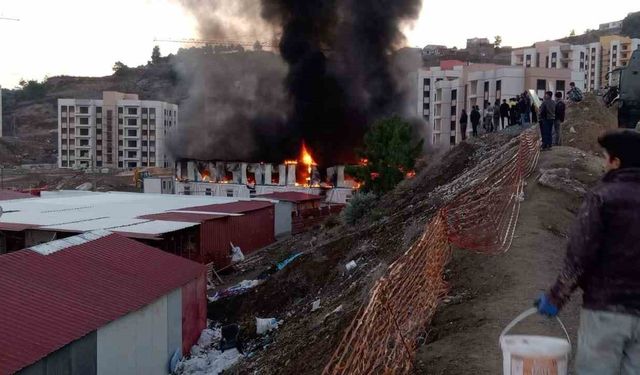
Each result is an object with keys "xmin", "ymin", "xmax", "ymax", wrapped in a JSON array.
[{"xmin": 0, "ymin": 48, "xmax": 284, "ymax": 165}]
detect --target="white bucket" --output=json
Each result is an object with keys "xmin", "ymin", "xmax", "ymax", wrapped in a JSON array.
[{"xmin": 499, "ymin": 308, "xmax": 571, "ymax": 375}]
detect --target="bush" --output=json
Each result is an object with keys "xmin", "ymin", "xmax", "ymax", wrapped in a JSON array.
[{"xmin": 343, "ymin": 192, "xmax": 378, "ymax": 226}]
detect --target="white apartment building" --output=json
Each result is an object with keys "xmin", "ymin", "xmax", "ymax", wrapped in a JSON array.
[
  {"xmin": 58, "ymin": 91, "xmax": 178, "ymax": 169},
  {"xmin": 414, "ymin": 63, "xmax": 524, "ymax": 148},
  {"xmin": 512, "ymin": 36, "xmax": 640, "ymax": 91}
]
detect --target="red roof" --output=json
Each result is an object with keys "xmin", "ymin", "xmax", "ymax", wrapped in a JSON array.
[
  {"xmin": 138, "ymin": 212, "xmax": 226, "ymax": 223},
  {"xmin": 183, "ymin": 200, "xmax": 273, "ymax": 214},
  {"xmin": 440, "ymin": 59, "xmax": 465, "ymax": 70},
  {"xmin": 258, "ymin": 192, "xmax": 323, "ymax": 203},
  {"xmin": 0, "ymin": 190, "xmax": 36, "ymax": 201},
  {"xmin": 0, "ymin": 233, "xmax": 206, "ymax": 374}
]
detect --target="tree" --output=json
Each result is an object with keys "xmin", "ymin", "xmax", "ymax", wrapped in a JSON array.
[
  {"xmin": 494, "ymin": 35, "xmax": 502, "ymax": 49},
  {"xmin": 16, "ymin": 78, "xmax": 47, "ymax": 100},
  {"xmin": 346, "ymin": 116, "xmax": 423, "ymax": 194},
  {"xmin": 622, "ymin": 11, "xmax": 640, "ymax": 38},
  {"xmin": 151, "ymin": 45, "xmax": 162, "ymax": 64},
  {"xmin": 569, "ymin": 29, "xmax": 576, "ymax": 37},
  {"xmin": 112, "ymin": 61, "xmax": 129, "ymax": 75}
]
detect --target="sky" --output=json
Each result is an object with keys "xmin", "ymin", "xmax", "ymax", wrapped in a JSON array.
[{"xmin": 0, "ymin": 0, "xmax": 638, "ymax": 88}]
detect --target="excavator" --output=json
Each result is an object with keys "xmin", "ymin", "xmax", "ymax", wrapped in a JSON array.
[{"xmin": 603, "ymin": 49, "xmax": 640, "ymax": 129}]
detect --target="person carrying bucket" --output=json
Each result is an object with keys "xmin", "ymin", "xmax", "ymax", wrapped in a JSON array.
[{"xmin": 535, "ymin": 129, "xmax": 640, "ymax": 374}]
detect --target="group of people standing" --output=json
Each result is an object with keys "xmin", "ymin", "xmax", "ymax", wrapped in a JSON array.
[{"xmin": 459, "ymin": 83, "xmax": 580, "ymax": 148}]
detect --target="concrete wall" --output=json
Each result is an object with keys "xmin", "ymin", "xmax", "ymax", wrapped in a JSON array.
[
  {"xmin": 18, "ymin": 332, "xmax": 97, "ymax": 375},
  {"xmin": 96, "ymin": 289, "xmax": 182, "ymax": 375},
  {"xmin": 274, "ymin": 201, "xmax": 293, "ymax": 237}
]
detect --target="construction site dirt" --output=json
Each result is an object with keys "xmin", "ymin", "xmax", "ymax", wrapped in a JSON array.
[{"xmin": 204, "ymin": 96, "xmax": 616, "ymax": 375}]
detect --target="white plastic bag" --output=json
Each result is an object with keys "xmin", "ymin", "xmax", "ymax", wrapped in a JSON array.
[
  {"xmin": 230, "ymin": 242, "xmax": 245, "ymax": 263},
  {"xmin": 256, "ymin": 318, "xmax": 280, "ymax": 335}
]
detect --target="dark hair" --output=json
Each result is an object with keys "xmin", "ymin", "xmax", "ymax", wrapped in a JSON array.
[
  {"xmin": 598, "ymin": 130, "xmax": 640, "ymax": 168},
  {"xmin": 570, "ymin": 82, "xmax": 575, "ymax": 86},
  {"xmin": 545, "ymin": 91, "xmax": 553, "ymax": 97},
  {"xmin": 503, "ymin": 99, "xmax": 507, "ymax": 102},
  {"xmin": 555, "ymin": 91, "xmax": 563, "ymax": 99}
]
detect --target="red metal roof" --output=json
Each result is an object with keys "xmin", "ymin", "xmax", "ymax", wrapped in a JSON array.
[
  {"xmin": 0, "ymin": 190, "xmax": 36, "ymax": 201},
  {"xmin": 183, "ymin": 200, "xmax": 273, "ymax": 214},
  {"xmin": 0, "ymin": 233, "xmax": 206, "ymax": 374},
  {"xmin": 138, "ymin": 212, "xmax": 226, "ymax": 223},
  {"xmin": 258, "ymin": 192, "xmax": 323, "ymax": 203}
]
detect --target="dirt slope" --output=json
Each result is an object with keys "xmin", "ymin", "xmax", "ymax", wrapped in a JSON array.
[
  {"xmin": 562, "ymin": 93, "xmax": 617, "ymax": 155},
  {"xmin": 415, "ymin": 146, "xmax": 604, "ymax": 374}
]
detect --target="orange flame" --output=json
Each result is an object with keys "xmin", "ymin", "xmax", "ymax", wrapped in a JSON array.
[{"xmin": 301, "ymin": 142, "xmax": 317, "ymax": 167}]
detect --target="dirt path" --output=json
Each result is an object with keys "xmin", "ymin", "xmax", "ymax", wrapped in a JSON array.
[{"xmin": 415, "ymin": 146, "xmax": 604, "ymax": 374}]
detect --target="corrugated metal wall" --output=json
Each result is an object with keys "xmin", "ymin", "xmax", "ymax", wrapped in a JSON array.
[
  {"xmin": 274, "ymin": 202, "xmax": 293, "ymax": 237},
  {"xmin": 228, "ymin": 206, "xmax": 275, "ymax": 257},
  {"xmin": 18, "ymin": 332, "xmax": 97, "ymax": 375},
  {"xmin": 199, "ymin": 206, "xmax": 276, "ymax": 270},
  {"xmin": 181, "ymin": 273, "xmax": 207, "ymax": 355}
]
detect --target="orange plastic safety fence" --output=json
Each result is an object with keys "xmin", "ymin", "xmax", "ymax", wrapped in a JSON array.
[{"xmin": 324, "ymin": 129, "xmax": 541, "ymax": 375}]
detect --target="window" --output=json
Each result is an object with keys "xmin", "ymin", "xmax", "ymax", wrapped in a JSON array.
[
  {"xmin": 450, "ymin": 136, "xmax": 456, "ymax": 146},
  {"xmin": 69, "ymin": 117, "xmax": 75, "ymax": 124},
  {"xmin": 62, "ymin": 161, "xmax": 68, "ymax": 167},
  {"xmin": 128, "ymin": 162, "xmax": 137, "ymax": 168},
  {"xmin": 127, "ymin": 118, "xmax": 137, "ymax": 126},
  {"xmin": 96, "ymin": 150, "xmax": 102, "ymax": 156},
  {"xmin": 69, "ymin": 106, "xmax": 75, "ymax": 113},
  {"xmin": 118, "ymin": 151, "xmax": 123, "ymax": 156},
  {"xmin": 149, "ymin": 141, "xmax": 155, "ymax": 147},
  {"xmin": 79, "ymin": 139, "xmax": 89, "ymax": 146},
  {"xmin": 61, "ymin": 116, "xmax": 67, "ymax": 123},
  {"xmin": 142, "ymin": 141, "xmax": 148, "ymax": 147},
  {"xmin": 118, "ymin": 107, "xmax": 123, "ymax": 114},
  {"xmin": 537, "ymin": 79, "xmax": 546, "ymax": 91},
  {"xmin": 142, "ymin": 108, "xmax": 148, "ymax": 114},
  {"xmin": 118, "ymin": 162, "xmax": 123, "ymax": 168},
  {"xmin": 96, "ymin": 161, "xmax": 102, "ymax": 167},
  {"xmin": 127, "ymin": 151, "xmax": 137, "ymax": 158},
  {"xmin": 142, "ymin": 119, "xmax": 148, "ymax": 125},
  {"xmin": 79, "ymin": 117, "xmax": 89, "ymax": 125},
  {"xmin": 127, "ymin": 107, "xmax": 137, "ymax": 115},
  {"xmin": 451, "ymin": 89, "xmax": 457, "ymax": 101},
  {"xmin": 205, "ymin": 188, "xmax": 212, "ymax": 196},
  {"xmin": 79, "ymin": 150, "xmax": 89, "ymax": 158},
  {"xmin": 150, "ymin": 130, "xmax": 156, "ymax": 137},
  {"xmin": 96, "ymin": 128, "xmax": 102, "ymax": 135},
  {"xmin": 96, "ymin": 107, "xmax": 102, "ymax": 114},
  {"xmin": 149, "ymin": 108, "xmax": 156, "ymax": 115},
  {"xmin": 450, "ymin": 120, "xmax": 456, "ymax": 131},
  {"xmin": 96, "ymin": 140, "xmax": 102, "ymax": 146},
  {"xmin": 150, "ymin": 119, "xmax": 156, "ymax": 126},
  {"xmin": 118, "ymin": 118, "xmax": 123, "ymax": 125},
  {"xmin": 127, "ymin": 140, "xmax": 137, "ymax": 148},
  {"xmin": 556, "ymin": 80, "xmax": 566, "ymax": 91},
  {"xmin": 79, "ymin": 128, "xmax": 89, "ymax": 136},
  {"xmin": 484, "ymin": 81, "xmax": 489, "ymax": 92},
  {"xmin": 96, "ymin": 118, "xmax": 102, "ymax": 125},
  {"xmin": 545, "ymin": 56, "xmax": 549, "ymax": 68},
  {"xmin": 118, "ymin": 141, "xmax": 123, "ymax": 146},
  {"xmin": 61, "ymin": 106, "xmax": 68, "ymax": 113},
  {"xmin": 450, "ymin": 106, "xmax": 457, "ymax": 116},
  {"xmin": 118, "ymin": 129, "xmax": 123, "ymax": 135},
  {"xmin": 127, "ymin": 129, "xmax": 137, "ymax": 137},
  {"xmin": 226, "ymin": 189, "xmax": 234, "ymax": 198},
  {"xmin": 79, "ymin": 106, "xmax": 89, "ymax": 114}
]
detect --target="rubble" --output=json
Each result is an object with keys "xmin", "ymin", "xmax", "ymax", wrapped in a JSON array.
[{"xmin": 537, "ymin": 168, "xmax": 588, "ymax": 196}]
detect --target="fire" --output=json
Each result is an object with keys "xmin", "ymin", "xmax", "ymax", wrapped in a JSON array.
[{"xmin": 300, "ymin": 142, "xmax": 318, "ymax": 186}]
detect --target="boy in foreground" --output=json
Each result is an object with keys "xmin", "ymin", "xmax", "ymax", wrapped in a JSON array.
[{"xmin": 536, "ymin": 130, "xmax": 640, "ymax": 374}]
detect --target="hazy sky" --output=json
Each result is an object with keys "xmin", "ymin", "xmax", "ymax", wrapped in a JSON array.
[{"xmin": 0, "ymin": 0, "xmax": 638, "ymax": 88}]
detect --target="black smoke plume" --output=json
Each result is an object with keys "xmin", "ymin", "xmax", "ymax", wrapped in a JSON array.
[{"xmin": 174, "ymin": 0, "xmax": 422, "ymax": 166}]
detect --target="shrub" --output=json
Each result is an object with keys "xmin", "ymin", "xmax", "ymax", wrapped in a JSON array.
[{"xmin": 343, "ymin": 192, "xmax": 378, "ymax": 225}]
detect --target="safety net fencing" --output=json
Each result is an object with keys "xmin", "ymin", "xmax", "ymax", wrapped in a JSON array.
[{"xmin": 324, "ymin": 129, "xmax": 541, "ymax": 374}]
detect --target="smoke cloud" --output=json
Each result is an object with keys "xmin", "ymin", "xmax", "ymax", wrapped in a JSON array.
[{"xmin": 174, "ymin": 0, "xmax": 422, "ymax": 165}]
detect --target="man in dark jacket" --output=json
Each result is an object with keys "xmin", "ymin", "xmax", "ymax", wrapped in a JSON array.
[
  {"xmin": 500, "ymin": 99, "xmax": 511, "ymax": 128},
  {"xmin": 459, "ymin": 109, "xmax": 468, "ymax": 141},
  {"xmin": 554, "ymin": 92, "xmax": 566, "ymax": 146},
  {"xmin": 538, "ymin": 91, "xmax": 556, "ymax": 150},
  {"xmin": 536, "ymin": 130, "xmax": 640, "ymax": 374},
  {"xmin": 470, "ymin": 106, "xmax": 481, "ymax": 137}
]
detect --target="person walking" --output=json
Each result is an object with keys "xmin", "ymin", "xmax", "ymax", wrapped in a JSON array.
[
  {"xmin": 460, "ymin": 109, "xmax": 468, "ymax": 141},
  {"xmin": 510, "ymin": 98, "xmax": 519, "ymax": 126},
  {"xmin": 553, "ymin": 91, "xmax": 566, "ymax": 146},
  {"xmin": 470, "ymin": 106, "xmax": 481, "ymax": 137},
  {"xmin": 538, "ymin": 91, "xmax": 556, "ymax": 150},
  {"xmin": 567, "ymin": 81, "xmax": 584, "ymax": 103},
  {"xmin": 485, "ymin": 101, "xmax": 495, "ymax": 133},
  {"xmin": 535, "ymin": 130, "xmax": 640, "ymax": 374},
  {"xmin": 500, "ymin": 99, "xmax": 511, "ymax": 128},
  {"xmin": 519, "ymin": 94, "xmax": 529, "ymax": 127},
  {"xmin": 493, "ymin": 100, "xmax": 501, "ymax": 131}
]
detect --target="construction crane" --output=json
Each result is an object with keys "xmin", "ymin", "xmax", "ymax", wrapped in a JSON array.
[{"xmin": 154, "ymin": 37, "xmax": 279, "ymax": 51}]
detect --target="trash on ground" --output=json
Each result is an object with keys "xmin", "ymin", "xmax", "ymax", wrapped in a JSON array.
[
  {"xmin": 312, "ymin": 299, "xmax": 321, "ymax": 312},
  {"xmin": 277, "ymin": 252, "xmax": 303, "ymax": 270},
  {"xmin": 256, "ymin": 318, "xmax": 281, "ymax": 335},
  {"xmin": 230, "ymin": 243, "xmax": 245, "ymax": 263},
  {"xmin": 345, "ymin": 260, "xmax": 357, "ymax": 272},
  {"xmin": 208, "ymin": 279, "xmax": 263, "ymax": 302}
]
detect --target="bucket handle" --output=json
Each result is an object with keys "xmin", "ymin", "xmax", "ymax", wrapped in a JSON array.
[{"xmin": 500, "ymin": 307, "xmax": 572, "ymax": 350}]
